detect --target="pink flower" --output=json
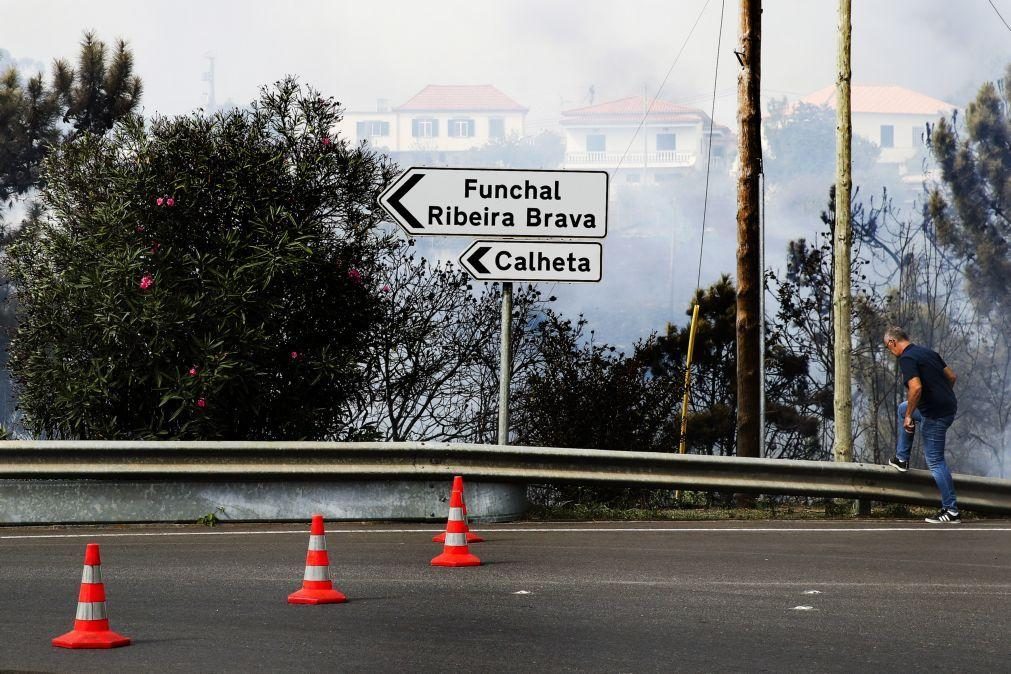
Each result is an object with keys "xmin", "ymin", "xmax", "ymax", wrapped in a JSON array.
[
  {"xmin": 139, "ymin": 274, "xmax": 154, "ymax": 291},
  {"xmin": 188, "ymin": 367, "xmax": 198, "ymax": 376},
  {"xmin": 196, "ymin": 398, "xmax": 207, "ymax": 408},
  {"xmin": 156, "ymin": 197, "xmax": 164, "ymax": 206},
  {"xmin": 381, "ymin": 284, "xmax": 391, "ymax": 293},
  {"xmin": 321, "ymin": 136, "xmax": 332, "ymax": 146},
  {"xmin": 290, "ymin": 351, "xmax": 299, "ymax": 360},
  {"xmin": 150, "ymin": 242, "xmax": 161, "ymax": 254},
  {"xmin": 166, "ymin": 197, "xmax": 175, "ymax": 207},
  {"xmin": 135, "ymin": 225, "xmax": 145, "ymax": 233},
  {"xmin": 348, "ymin": 268, "xmax": 362, "ymax": 284}
]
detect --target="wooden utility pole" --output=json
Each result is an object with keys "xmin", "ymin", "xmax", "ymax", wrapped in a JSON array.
[
  {"xmin": 736, "ymin": 0, "xmax": 762, "ymax": 492},
  {"xmin": 833, "ymin": 0, "xmax": 854, "ymax": 465}
]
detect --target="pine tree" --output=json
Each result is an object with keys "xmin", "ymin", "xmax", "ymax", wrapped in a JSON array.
[
  {"xmin": 1, "ymin": 32, "xmax": 142, "ymax": 213},
  {"xmin": 929, "ymin": 64, "xmax": 1011, "ymax": 315},
  {"xmin": 0, "ymin": 69, "xmax": 61, "ymax": 209},
  {"xmin": 52, "ymin": 32, "xmax": 142, "ymax": 139}
]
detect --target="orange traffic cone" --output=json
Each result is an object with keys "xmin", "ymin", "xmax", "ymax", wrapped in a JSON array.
[
  {"xmin": 431, "ymin": 488, "xmax": 482, "ymax": 567},
  {"xmin": 52, "ymin": 543, "xmax": 131, "ymax": 649},
  {"xmin": 288, "ymin": 514, "xmax": 347, "ymax": 604},
  {"xmin": 433, "ymin": 476, "xmax": 484, "ymax": 543}
]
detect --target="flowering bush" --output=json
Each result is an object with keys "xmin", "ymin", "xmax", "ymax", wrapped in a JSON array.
[{"xmin": 5, "ymin": 78, "xmax": 397, "ymax": 439}]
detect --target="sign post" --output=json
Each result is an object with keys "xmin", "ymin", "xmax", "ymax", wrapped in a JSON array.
[
  {"xmin": 379, "ymin": 167, "xmax": 609, "ymax": 446},
  {"xmin": 499, "ymin": 282, "xmax": 512, "ymax": 446}
]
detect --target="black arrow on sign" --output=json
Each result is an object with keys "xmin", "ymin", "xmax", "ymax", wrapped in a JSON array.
[
  {"xmin": 466, "ymin": 245, "xmax": 491, "ymax": 275},
  {"xmin": 385, "ymin": 172, "xmax": 425, "ymax": 230}
]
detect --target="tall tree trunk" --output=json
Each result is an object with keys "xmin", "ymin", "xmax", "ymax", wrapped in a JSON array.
[
  {"xmin": 833, "ymin": 0, "xmax": 854, "ymax": 464},
  {"xmin": 736, "ymin": 0, "xmax": 762, "ymax": 506}
]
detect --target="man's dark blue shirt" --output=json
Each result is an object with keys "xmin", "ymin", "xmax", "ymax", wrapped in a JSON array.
[{"xmin": 899, "ymin": 344, "xmax": 957, "ymax": 418}]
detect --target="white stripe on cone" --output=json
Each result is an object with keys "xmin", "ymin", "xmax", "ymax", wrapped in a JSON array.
[
  {"xmin": 75, "ymin": 602, "xmax": 108, "ymax": 621},
  {"xmin": 444, "ymin": 532, "xmax": 468, "ymax": 547},
  {"xmin": 308, "ymin": 535, "xmax": 326, "ymax": 551},
  {"xmin": 448, "ymin": 507, "xmax": 464, "ymax": 521},
  {"xmin": 81, "ymin": 565, "xmax": 102, "ymax": 584},
  {"xmin": 303, "ymin": 565, "xmax": 329, "ymax": 581}
]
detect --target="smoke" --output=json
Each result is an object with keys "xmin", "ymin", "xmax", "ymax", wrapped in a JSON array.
[
  {"xmin": 4, "ymin": 0, "xmax": 1011, "ymax": 465},
  {"xmin": 0, "ymin": 49, "xmax": 44, "ymax": 77}
]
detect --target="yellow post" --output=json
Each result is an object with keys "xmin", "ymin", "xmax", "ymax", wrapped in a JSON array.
[
  {"xmin": 675, "ymin": 304, "xmax": 701, "ymax": 501},
  {"xmin": 678, "ymin": 304, "xmax": 701, "ymax": 454}
]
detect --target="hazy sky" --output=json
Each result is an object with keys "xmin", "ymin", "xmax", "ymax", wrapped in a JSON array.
[{"xmin": 3, "ymin": 0, "xmax": 1010, "ymax": 129}]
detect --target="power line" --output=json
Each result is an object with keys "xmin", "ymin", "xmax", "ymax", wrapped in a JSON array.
[
  {"xmin": 612, "ymin": 0, "xmax": 713, "ymax": 176},
  {"xmin": 988, "ymin": 0, "xmax": 1011, "ymax": 33},
  {"xmin": 696, "ymin": 0, "xmax": 727, "ymax": 292}
]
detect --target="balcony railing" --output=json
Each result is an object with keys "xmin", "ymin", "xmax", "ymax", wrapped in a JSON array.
[{"xmin": 564, "ymin": 150, "xmax": 696, "ymax": 168}]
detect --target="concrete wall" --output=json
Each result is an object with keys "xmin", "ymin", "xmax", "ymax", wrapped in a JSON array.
[
  {"xmin": 0, "ymin": 479, "xmax": 527, "ymax": 525},
  {"xmin": 852, "ymin": 111, "xmax": 937, "ymax": 164},
  {"xmin": 563, "ymin": 122, "xmax": 702, "ymax": 155},
  {"xmin": 338, "ymin": 111, "xmax": 525, "ymax": 152}
]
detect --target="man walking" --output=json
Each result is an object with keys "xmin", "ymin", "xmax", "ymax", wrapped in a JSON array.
[{"xmin": 883, "ymin": 327, "xmax": 960, "ymax": 523}]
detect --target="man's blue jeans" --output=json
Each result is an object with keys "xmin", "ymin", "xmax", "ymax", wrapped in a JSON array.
[{"xmin": 896, "ymin": 401, "xmax": 957, "ymax": 512}]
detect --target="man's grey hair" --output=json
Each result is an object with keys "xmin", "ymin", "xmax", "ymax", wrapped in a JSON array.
[{"xmin": 884, "ymin": 326, "xmax": 909, "ymax": 342}]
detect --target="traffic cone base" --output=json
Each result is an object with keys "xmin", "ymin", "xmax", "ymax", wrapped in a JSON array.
[
  {"xmin": 431, "ymin": 550, "xmax": 482, "ymax": 567},
  {"xmin": 287, "ymin": 587, "xmax": 347, "ymax": 605},
  {"xmin": 52, "ymin": 626, "xmax": 131, "ymax": 649}
]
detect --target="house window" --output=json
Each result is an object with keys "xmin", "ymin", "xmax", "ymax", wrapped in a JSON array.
[
  {"xmin": 412, "ymin": 118, "xmax": 438, "ymax": 138},
  {"xmin": 448, "ymin": 119, "xmax": 475, "ymax": 138},
  {"xmin": 913, "ymin": 126, "xmax": 925, "ymax": 146},
  {"xmin": 586, "ymin": 134, "xmax": 606, "ymax": 152},
  {"xmin": 356, "ymin": 120, "xmax": 389, "ymax": 138},
  {"xmin": 880, "ymin": 125, "xmax": 894, "ymax": 148},
  {"xmin": 489, "ymin": 118, "xmax": 506, "ymax": 139},
  {"xmin": 656, "ymin": 133, "xmax": 677, "ymax": 151}
]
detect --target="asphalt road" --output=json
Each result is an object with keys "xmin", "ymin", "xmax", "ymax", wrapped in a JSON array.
[{"xmin": 1, "ymin": 520, "xmax": 1009, "ymax": 673}]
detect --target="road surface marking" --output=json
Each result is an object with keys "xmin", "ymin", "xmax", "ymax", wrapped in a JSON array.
[{"xmin": 2, "ymin": 526, "xmax": 1010, "ymax": 540}]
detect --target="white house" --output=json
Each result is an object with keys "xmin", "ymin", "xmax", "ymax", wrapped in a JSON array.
[
  {"xmin": 799, "ymin": 84, "xmax": 956, "ymax": 169},
  {"xmin": 560, "ymin": 96, "xmax": 735, "ymax": 183},
  {"xmin": 338, "ymin": 85, "xmax": 528, "ymax": 156}
]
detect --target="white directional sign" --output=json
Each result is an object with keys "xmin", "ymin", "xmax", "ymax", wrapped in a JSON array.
[
  {"xmin": 379, "ymin": 168, "xmax": 608, "ymax": 238},
  {"xmin": 459, "ymin": 240, "xmax": 603, "ymax": 282}
]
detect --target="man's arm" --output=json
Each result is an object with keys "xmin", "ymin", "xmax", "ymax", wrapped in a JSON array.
[
  {"xmin": 943, "ymin": 366, "xmax": 957, "ymax": 388},
  {"xmin": 905, "ymin": 377, "xmax": 923, "ymax": 432}
]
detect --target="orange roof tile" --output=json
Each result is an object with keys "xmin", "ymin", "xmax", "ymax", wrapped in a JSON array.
[
  {"xmin": 563, "ymin": 96, "xmax": 701, "ymax": 116},
  {"xmin": 395, "ymin": 85, "xmax": 528, "ymax": 112},
  {"xmin": 561, "ymin": 96, "xmax": 711, "ymax": 125},
  {"xmin": 800, "ymin": 85, "xmax": 956, "ymax": 115}
]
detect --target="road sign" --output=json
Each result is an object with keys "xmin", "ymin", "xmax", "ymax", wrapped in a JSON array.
[
  {"xmin": 459, "ymin": 240, "xmax": 603, "ymax": 282},
  {"xmin": 379, "ymin": 168, "xmax": 608, "ymax": 238}
]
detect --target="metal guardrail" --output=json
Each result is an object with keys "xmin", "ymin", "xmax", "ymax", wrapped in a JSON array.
[{"xmin": 1, "ymin": 441, "xmax": 1010, "ymax": 513}]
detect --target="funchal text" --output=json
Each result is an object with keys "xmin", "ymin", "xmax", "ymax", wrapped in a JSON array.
[{"xmin": 427, "ymin": 178, "xmax": 597, "ymax": 229}]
